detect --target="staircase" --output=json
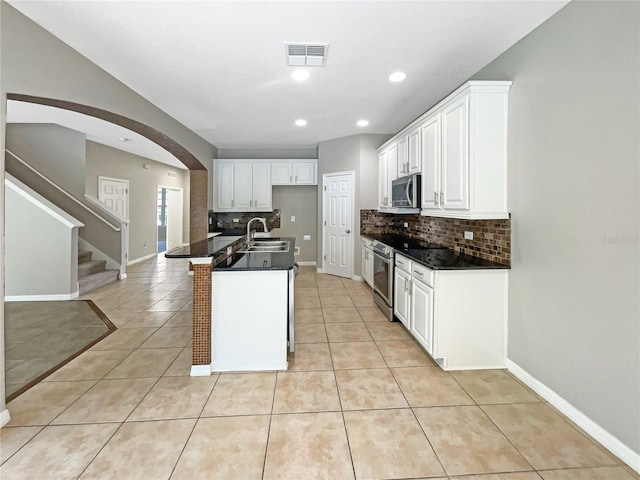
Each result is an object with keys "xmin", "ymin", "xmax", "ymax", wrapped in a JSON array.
[{"xmin": 78, "ymin": 250, "xmax": 119, "ymax": 295}]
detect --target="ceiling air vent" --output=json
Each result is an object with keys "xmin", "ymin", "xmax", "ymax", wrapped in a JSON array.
[
  {"xmin": 167, "ymin": 171, "xmax": 177, "ymax": 178},
  {"xmin": 285, "ymin": 43, "xmax": 329, "ymax": 66}
]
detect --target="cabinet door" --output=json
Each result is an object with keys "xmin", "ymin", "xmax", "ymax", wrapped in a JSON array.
[
  {"xmin": 361, "ymin": 249, "xmax": 369, "ymax": 284},
  {"xmin": 397, "ymin": 136, "xmax": 408, "ymax": 177},
  {"xmin": 442, "ymin": 96, "xmax": 470, "ymax": 211},
  {"xmin": 378, "ymin": 150, "xmax": 388, "ymax": 208},
  {"xmin": 216, "ymin": 161, "xmax": 235, "ymax": 210},
  {"xmin": 393, "ymin": 268, "xmax": 411, "ymax": 328},
  {"xmin": 271, "ymin": 162, "xmax": 293, "ymax": 185},
  {"xmin": 411, "ymin": 278, "xmax": 434, "ymax": 355},
  {"xmin": 387, "ymin": 144, "xmax": 398, "ymax": 196},
  {"xmin": 365, "ymin": 249, "xmax": 374, "ymax": 288},
  {"xmin": 252, "ymin": 162, "xmax": 272, "ymax": 210},
  {"xmin": 421, "ymin": 115, "xmax": 441, "ymax": 210},
  {"xmin": 234, "ymin": 162, "xmax": 253, "ymax": 210},
  {"xmin": 408, "ymin": 128, "xmax": 421, "ymax": 173},
  {"xmin": 293, "ymin": 162, "xmax": 315, "ymax": 185}
]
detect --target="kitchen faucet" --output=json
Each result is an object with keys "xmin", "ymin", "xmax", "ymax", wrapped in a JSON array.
[{"xmin": 247, "ymin": 217, "xmax": 269, "ymax": 241}]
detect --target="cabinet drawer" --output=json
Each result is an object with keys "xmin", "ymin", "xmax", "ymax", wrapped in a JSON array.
[
  {"xmin": 395, "ymin": 254, "xmax": 412, "ymax": 274},
  {"xmin": 412, "ymin": 263, "xmax": 434, "ymax": 287}
]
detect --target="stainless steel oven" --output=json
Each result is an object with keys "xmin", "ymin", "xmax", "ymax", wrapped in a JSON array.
[{"xmin": 372, "ymin": 241, "xmax": 394, "ymax": 321}]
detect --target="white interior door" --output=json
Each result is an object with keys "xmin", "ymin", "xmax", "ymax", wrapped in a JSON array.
[
  {"xmin": 323, "ymin": 172, "xmax": 354, "ymax": 278},
  {"xmin": 166, "ymin": 188, "xmax": 184, "ymax": 251},
  {"xmin": 98, "ymin": 176, "xmax": 128, "ymax": 218}
]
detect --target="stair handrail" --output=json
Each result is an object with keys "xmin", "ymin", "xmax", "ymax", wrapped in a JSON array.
[{"xmin": 5, "ymin": 148, "xmax": 121, "ymax": 232}]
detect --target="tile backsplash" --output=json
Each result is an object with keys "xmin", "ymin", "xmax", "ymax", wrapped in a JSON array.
[
  {"xmin": 360, "ymin": 209, "xmax": 511, "ymax": 265},
  {"xmin": 210, "ymin": 210, "xmax": 281, "ymax": 233}
]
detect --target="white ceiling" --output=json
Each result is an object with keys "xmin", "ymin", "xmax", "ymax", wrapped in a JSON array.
[{"xmin": 8, "ymin": 0, "xmax": 569, "ymax": 151}]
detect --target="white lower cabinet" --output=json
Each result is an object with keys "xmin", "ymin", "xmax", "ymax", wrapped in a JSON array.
[
  {"xmin": 393, "ymin": 266, "xmax": 411, "ymax": 328},
  {"xmin": 394, "ymin": 256, "xmax": 507, "ymax": 370},
  {"xmin": 361, "ymin": 243, "xmax": 374, "ymax": 288},
  {"xmin": 410, "ymin": 276, "xmax": 434, "ymax": 355}
]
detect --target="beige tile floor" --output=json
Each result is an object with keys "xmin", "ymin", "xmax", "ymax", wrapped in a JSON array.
[{"xmin": 1, "ymin": 259, "xmax": 637, "ymax": 480}]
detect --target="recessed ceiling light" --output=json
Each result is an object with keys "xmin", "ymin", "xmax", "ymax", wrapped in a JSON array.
[
  {"xmin": 389, "ymin": 71, "xmax": 406, "ymax": 82},
  {"xmin": 295, "ymin": 119, "xmax": 307, "ymax": 127},
  {"xmin": 357, "ymin": 120, "xmax": 369, "ymax": 127},
  {"xmin": 292, "ymin": 69, "xmax": 310, "ymax": 81}
]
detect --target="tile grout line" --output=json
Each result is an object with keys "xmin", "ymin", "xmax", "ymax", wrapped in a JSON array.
[{"xmin": 260, "ymin": 369, "xmax": 280, "ymax": 479}]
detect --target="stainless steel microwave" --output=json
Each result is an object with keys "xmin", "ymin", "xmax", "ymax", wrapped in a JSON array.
[{"xmin": 392, "ymin": 174, "xmax": 421, "ymax": 208}]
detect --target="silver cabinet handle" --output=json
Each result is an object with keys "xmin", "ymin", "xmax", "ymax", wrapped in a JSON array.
[
  {"xmin": 295, "ymin": 175, "xmax": 298, "ymax": 182},
  {"xmin": 231, "ymin": 199, "xmax": 234, "ymax": 207},
  {"xmin": 440, "ymin": 191, "xmax": 444, "ymax": 204},
  {"xmin": 290, "ymin": 176, "xmax": 292, "ymax": 183},
  {"xmin": 415, "ymin": 270, "xmax": 424, "ymax": 276},
  {"xmin": 434, "ymin": 192, "xmax": 438, "ymax": 205}
]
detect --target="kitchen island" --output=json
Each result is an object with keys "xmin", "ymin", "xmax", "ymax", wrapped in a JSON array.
[{"xmin": 166, "ymin": 236, "xmax": 296, "ymax": 375}]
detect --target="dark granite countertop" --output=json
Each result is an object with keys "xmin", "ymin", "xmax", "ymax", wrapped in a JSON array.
[
  {"xmin": 361, "ymin": 233, "xmax": 509, "ymax": 270},
  {"xmin": 166, "ymin": 236, "xmax": 296, "ymax": 271}
]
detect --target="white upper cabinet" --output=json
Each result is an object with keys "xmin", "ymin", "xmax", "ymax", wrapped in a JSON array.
[
  {"xmin": 378, "ymin": 149, "xmax": 389, "ymax": 208},
  {"xmin": 396, "ymin": 136, "xmax": 408, "ymax": 177},
  {"xmin": 379, "ymin": 80, "xmax": 511, "ymax": 218},
  {"xmin": 407, "ymin": 127, "xmax": 421, "ymax": 174},
  {"xmin": 213, "ymin": 160, "xmax": 272, "ymax": 212},
  {"xmin": 271, "ymin": 160, "xmax": 317, "ymax": 185}
]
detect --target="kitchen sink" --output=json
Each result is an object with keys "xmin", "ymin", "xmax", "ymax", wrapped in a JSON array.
[{"xmin": 238, "ymin": 240, "xmax": 290, "ymax": 253}]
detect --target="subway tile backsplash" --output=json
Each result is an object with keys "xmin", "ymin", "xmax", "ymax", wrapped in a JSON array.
[{"xmin": 360, "ymin": 209, "xmax": 511, "ymax": 265}]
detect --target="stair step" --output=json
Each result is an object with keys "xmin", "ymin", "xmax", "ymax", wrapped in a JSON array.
[
  {"xmin": 79, "ymin": 269, "xmax": 119, "ymax": 295},
  {"xmin": 78, "ymin": 260, "xmax": 107, "ymax": 279},
  {"xmin": 78, "ymin": 250, "xmax": 93, "ymax": 264}
]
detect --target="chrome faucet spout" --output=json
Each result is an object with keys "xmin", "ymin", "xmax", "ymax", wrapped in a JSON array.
[{"xmin": 247, "ymin": 217, "xmax": 269, "ymax": 241}]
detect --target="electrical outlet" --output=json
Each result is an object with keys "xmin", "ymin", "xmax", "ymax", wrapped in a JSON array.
[
  {"xmin": 226, "ymin": 246, "xmax": 233, "ymax": 255},
  {"xmin": 294, "ymin": 246, "xmax": 300, "ymax": 256},
  {"xmin": 144, "ymin": 242, "xmax": 149, "ymax": 248},
  {"xmin": 233, "ymin": 218, "xmax": 240, "ymax": 223},
  {"xmin": 303, "ymin": 235, "xmax": 311, "ymax": 241},
  {"xmin": 291, "ymin": 216, "xmax": 296, "ymax": 222},
  {"xmin": 404, "ymin": 222, "xmax": 409, "ymax": 228},
  {"xmin": 464, "ymin": 231, "xmax": 474, "ymax": 240}
]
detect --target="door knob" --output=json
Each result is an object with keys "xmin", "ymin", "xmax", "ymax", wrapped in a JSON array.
[{"xmin": 346, "ymin": 230, "xmax": 351, "ymax": 234}]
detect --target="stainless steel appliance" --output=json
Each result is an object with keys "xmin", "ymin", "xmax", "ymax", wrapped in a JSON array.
[
  {"xmin": 372, "ymin": 241, "xmax": 395, "ymax": 321},
  {"xmin": 392, "ymin": 174, "xmax": 421, "ymax": 208}
]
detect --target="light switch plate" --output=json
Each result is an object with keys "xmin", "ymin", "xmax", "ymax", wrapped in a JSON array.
[
  {"xmin": 404, "ymin": 222, "xmax": 409, "ymax": 228},
  {"xmin": 464, "ymin": 231, "xmax": 474, "ymax": 240},
  {"xmin": 233, "ymin": 218, "xmax": 240, "ymax": 223},
  {"xmin": 303, "ymin": 235, "xmax": 311, "ymax": 241}
]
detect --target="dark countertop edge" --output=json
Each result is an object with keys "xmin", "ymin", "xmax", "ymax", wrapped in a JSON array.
[{"xmin": 361, "ymin": 232, "xmax": 510, "ymax": 270}]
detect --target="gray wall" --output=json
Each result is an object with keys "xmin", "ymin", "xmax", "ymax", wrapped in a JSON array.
[
  {"xmin": 6, "ymin": 123, "xmax": 86, "ymax": 197},
  {"xmin": 317, "ymin": 134, "xmax": 391, "ymax": 274},
  {"xmin": 271, "ymin": 186, "xmax": 317, "ymax": 263},
  {"xmin": 85, "ymin": 141, "xmax": 190, "ymax": 262},
  {"xmin": 473, "ymin": 1, "xmax": 639, "ymax": 454}
]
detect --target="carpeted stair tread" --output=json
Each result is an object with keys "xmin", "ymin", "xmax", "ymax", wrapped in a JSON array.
[
  {"xmin": 78, "ymin": 260, "xmax": 107, "ymax": 279},
  {"xmin": 78, "ymin": 250, "xmax": 93, "ymax": 264},
  {"xmin": 79, "ymin": 269, "xmax": 119, "ymax": 295}
]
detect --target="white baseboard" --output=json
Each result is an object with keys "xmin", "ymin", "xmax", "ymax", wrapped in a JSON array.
[
  {"xmin": 0, "ymin": 409, "xmax": 11, "ymax": 428},
  {"xmin": 127, "ymin": 252, "xmax": 157, "ymax": 266},
  {"xmin": 506, "ymin": 359, "xmax": 640, "ymax": 473},
  {"xmin": 5, "ymin": 291, "xmax": 79, "ymax": 302},
  {"xmin": 351, "ymin": 275, "xmax": 364, "ymax": 281},
  {"xmin": 296, "ymin": 261, "xmax": 317, "ymax": 266},
  {"xmin": 190, "ymin": 364, "xmax": 212, "ymax": 377}
]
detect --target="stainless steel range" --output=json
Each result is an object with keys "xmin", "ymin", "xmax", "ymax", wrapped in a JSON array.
[{"xmin": 372, "ymin": 240, "xmax": 395, "ymax": 321}]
